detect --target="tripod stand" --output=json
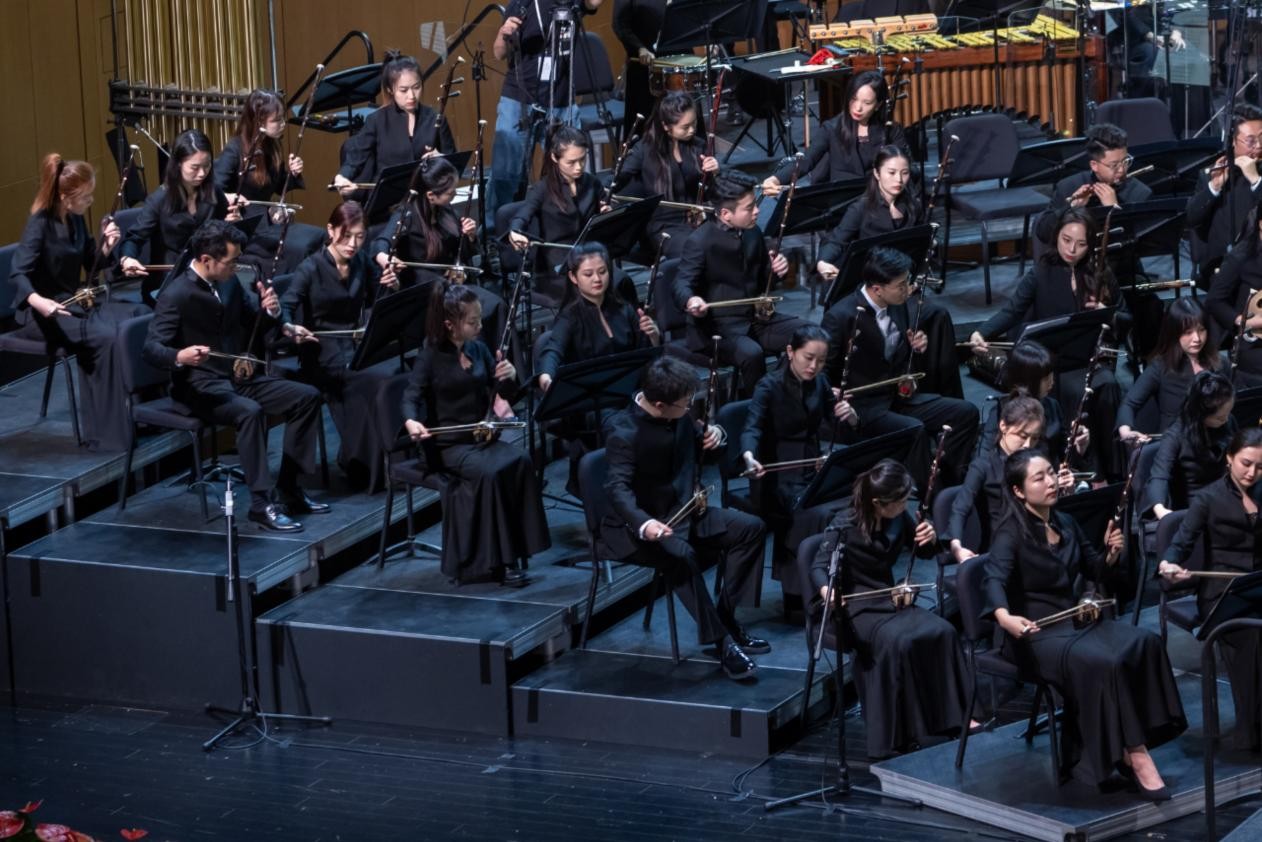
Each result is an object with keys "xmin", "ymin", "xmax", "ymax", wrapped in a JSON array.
[{"xmin": 203, "ymin": 476, "xmax": 331, "ymax": 751}]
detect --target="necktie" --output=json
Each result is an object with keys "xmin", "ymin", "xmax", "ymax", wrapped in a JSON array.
[{"xmin": 876, "ymin": 308, "xmax": 898, "ymax": 360}]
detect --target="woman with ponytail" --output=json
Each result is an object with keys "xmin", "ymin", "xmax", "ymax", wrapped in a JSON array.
[{"xmin": 9, "ymin": 153, "xmax": 148, "ymax": 449}]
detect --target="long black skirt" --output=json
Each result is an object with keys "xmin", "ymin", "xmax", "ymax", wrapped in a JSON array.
[
  {"xmin": 1008, "ymin": 620, "xmax": 1187, "ymax": 785},
  {"xmin": 849, "ymin": 606, "xmax": 971, "ymax": 759},
  {"xmin": 296, "ymin": 351, "xmax": 396, "ymax": 489},
  {"xmin": 1220, "ymin": 627, "xmax": 1262, "ymax": 752},
  {"xmin": 434, "ymin": 440, "xmax": 552, "ymax": 581},
  {"xmin": 17, "ymin": 300, "xmax": 150, "ymax": 451}
]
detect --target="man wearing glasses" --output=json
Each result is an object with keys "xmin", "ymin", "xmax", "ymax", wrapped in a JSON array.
[
  {"xmin": 1187, "ymin": 103, "xmax": 1262, "ymax": 285},
  {"xmin": 143, "ymin": 219, "xmax": 326, "ymax": 532},
  {"xmin": 1033, "ymin": 123, "xmax": 1152, "ymax": 249}
]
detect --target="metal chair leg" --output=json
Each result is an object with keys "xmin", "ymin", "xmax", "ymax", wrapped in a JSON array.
[
  {"xmin": 664, "ymin": 580, "xmax": 680, "ymax": 664},
  {"xmin": 980, "ymin": 221, "xmax": 992, "ymax": 306},
  {"xmin": 377, "ymin": 477, "xmax": 395, "ymax": 569},
  {"xmin": 39, "ymin": 360, "xmax": 55, "ymax": 418},
  {"xmin": 579, "ymin": 541, "xmax": 601, "ymax": 649},
  {"xmin": 643, "ymin": 570, "xmax": 659, "ymax": 630},
  {"xmin": 190, "ymin": 431, "xmax": 208, "ymax": 522},
  {"xmin": 61, "ymin": 356, "xmax": 82, "ymax": 445}
]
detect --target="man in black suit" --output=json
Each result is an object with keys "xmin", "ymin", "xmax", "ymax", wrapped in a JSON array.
[
  {"xmin": 602, "ymin": 357, "xmax": 767, "ymax": 680},
  {"xmin": 821, "ymin": 247, "xmax": 978, "ymax": 487},
  {"xmin": 1187, "ymin": 104, "xmax": 1262, "ymax": 284},
  {"xmin": 143, "ymin": 220, "xmax": 328, "ymax": 532}
]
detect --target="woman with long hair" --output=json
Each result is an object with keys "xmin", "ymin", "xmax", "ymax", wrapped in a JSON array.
[
  {"xmin": 8, "ymin": 153, "xmax": 149, "ymax": 450},
  {"xmin": 809, "ymin": 458, "xmax": 972, "ymax": 758},
  {"xmin": 985, "ymin": 449, "xmax": 1186, "ymax": 797},
  {"xmin": 401, "ymin": 282, "xmax": 550, "ymax": 585},
  {"xmin": 1142, "ymin": 370, "xmax": 1237, "ymax": 520},
  {"xmin": 612, "ymin": 91, "xmax": 719, "ymax": 258},
  {"xmin": 332, "ymin": 51, "xmax": 456, "ymax": 197},
  {"xmin": 763, "ymin": 69, "xmax": 908, "ymax": 194},
  {"xmin": 976, "ymin": 340, "xmax": 1084, "ymax": 462},
  {"xmin": 1159, "ymin": 426, "xmax": 1262, "ymax": 753}
]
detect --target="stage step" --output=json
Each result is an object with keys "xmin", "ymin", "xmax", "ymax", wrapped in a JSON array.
[
  {"xmin": 1223, "ymin": 806, "xmax": 1262, "ymax": 841},
  {"xmin": 511, "ymin": 648, "xmax": 833, "ymax": 758}
]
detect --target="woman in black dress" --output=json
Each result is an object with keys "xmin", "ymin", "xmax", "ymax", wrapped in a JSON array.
[
  {"xmin": 612, "ymin": 91, "xmax": 719, "ymax": 258},
  {"xmin": 536, "ymin": 242, "xmax": 660, "ymax": 496},
  {"xmin": 402, "ymin": 282, "xmax": 551, "ymax": 585},
  {"xmin": 1207, "ymin": 207, "xmax": 1262, "ymax": 388},
  {"xmin": 8, "ymin": 153, "xmax": 148, "ymax": 450},
  {"xmin": 214, "ymin": 88, "xmax": 321, "ymax": 271},
  {"xmin": 976, "ymin": 340, "xmax": 1079, "ymax": 460},
  {"xmin": 120, "ymin": 129, "xmax": 238, "ymax": 291},
  {"xmin": 1159, "ymin": 426, "xmax": 1262, "ymax": 752},
  {"xmin": 332, "ymin": 51, "xmax": 457, "ymax": 198},
  {"xmin": 742, "ymin": 325, "xmax": 857, "ymax": 586},
  {"xmin": 507, "ymin": 126, "xmax": 607, "ymax": 303},
  {"xmin": 809, "ymin": 459, "xmax": 972, "ymax": 758},
  {"xmin": 1143, "ymin": 370, "xmax": 1237, "ymax": 520},
  {"xmin": 763, "ymin": 69, "xmax": 908, "ymax": 194},
  {"xmin": 984, "ymin": 449, "xmax": 1186, "ymax": 796},
  {"xmin": 1118, "ymin": 297, "xmax": 1223, "ymax": 443},
  {"xmin": 281, "ymin": 201, "xmax": 390, "ymax": 486},
  {"xmin": 815, "ymin": 145, "xmax": 925, "ymax": 280}
]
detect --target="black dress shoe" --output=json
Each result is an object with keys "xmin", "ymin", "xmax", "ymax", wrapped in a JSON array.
[
  {"xmin": 730, "ymin": 626, "xmax": 771, "ymax": 655},
  {"xmin": 1135, "ymin": 782, "xmax": 1172, "ymax": 803},
  {"xmin": 279, "ymin": 489, "xmax": 330, "ymax": 515},
  {"xmin": 248, "ymin": 504, "xmax": 303, "ymax": 532},
  {"xmin": 720, "ymin": 641, "xmax": 757, "ymax": 681},
  {"xmin": 501, "ymin": 567, "xmax": 530, "ymax": 588}
]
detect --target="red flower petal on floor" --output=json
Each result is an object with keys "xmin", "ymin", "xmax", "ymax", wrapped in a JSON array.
[
  {"xmin": 0, "ymin": 812, "xmax": 25, "ymax": 839},
  {"xmin": 119, "ymin": 830, "xmax": 148, "ymax": 840},
  {"xmin": 34, "ymin": 824, "xmax": 75, "ymax": 842},
  {"xmin": 21, "ymin": 801, "xmax": 43, "ymax": 814}
]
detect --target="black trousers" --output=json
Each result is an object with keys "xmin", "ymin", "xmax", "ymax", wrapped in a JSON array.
[
  {"xmin": 697, "ymin": 313, "xmax": 808, "ymax": 398},
  {"xmin": 854, "ymin": 391, "xmax": 980, "ymax": 489},
  {"xmin": 177, "ymin": 374, "xmax": 322, "ymax": 507},
  {"xmin": 632, "ymin": 506, "xmax": 766, "ymax": 645}
]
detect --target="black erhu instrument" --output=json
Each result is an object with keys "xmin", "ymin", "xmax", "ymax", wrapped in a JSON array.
[
  {"xmin": 74, "ymin": 142, "xmax": 143, "ymax": 309},
  {"xmin": 232, "ymin": 207, "xmax": 295, "ymax": 382},
  {"xmin": 754, "ymin": 151, "xmax": 803, "ymax": 319},
  {"xmin": 276, "ymin": 62, "xmax": 325, "ymax": 207},
  {"xmin": 896, "ymin": 423, "xmax": 950, "ymax": 598},
  {"xmin": 694, "ymin": 68, "xmax": 728, "ymax": 216},
  {"xmin": 601, "ymin": 113, "xmax": 646, "ymax": 207},
  {"xmin": 1058, "ymin": 324, "xmax": 1111, "ymax": 487},
  {"xmin": 642, "ymin": 231, "xmax": 671, "ymax": 318},
  {"xmin": 432, "ymin": 57, "xmax": 466, "ymax": 150}
]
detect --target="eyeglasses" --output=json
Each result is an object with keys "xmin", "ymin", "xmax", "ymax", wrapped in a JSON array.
[
  {"xmin": 1240, "ymin": 136, "xmax": 1262, "ymax": 150},
  {"xmin": 1097, "ymin": 155, "xmax": 1134, "ymax": 172}
]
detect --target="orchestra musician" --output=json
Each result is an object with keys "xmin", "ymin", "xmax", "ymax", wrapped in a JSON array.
[
  {"xmin": 976, "ymin": 340, "xmax": 1079, "ymax": 463},
  {"xmin": 8, "ymin": 153, "xmax": 148, "ymax": 451},
  {"xmin": 984, "ymin": 449, "xmax": 1187, "ymax": 797},
  {"xmin": 215, "ymin": 88, "xmax": 322, "ymax": 271},
  {"xmin": 1158, "ymin": 426, "xmax": 1262, "ymax": 753},
  {"xmin": 673, "ymin": 171, "xmax": 806, "ymax": 396},
  {"xmin": 142, "ymin": 220, "xmax": 326, "ymax": 532},
  {"xmin": 402, "ymin": 282, "xmax": 550, "ymax": 586},
  {"xmin": 1117, "ymin": 298, "xmax": 1224, "ymax": 444},
  {"xmin": 821, "ymin": 246, "xmax": 979, "ymax": 488},
  {"xmin": 602, "ymin": 356, "xmax": 769, "ymax": 680},
  {"xmin": 537, "ymin": 242, "xmax": 660, "ymax": 497},
  {"xmin": 1187, "ymin": 104, "xmax": 1262, "ymax": 284},
  {"xmin": 280, "ymin": 200, "xmax": 391, "ymax": 487},
  {"xmin": 742, "ymin": 325, "xmax": 858, "ymax": 590},
  {"xmin": 1206, "ymin": 206, "xmax": 1262, "ymax": 388},
  {"xmin": 611, "ymin": 91, "xmax": 720, "ymax": 259},
  {"xmin": 809, "ymin": 458, "xmax": 973, "ymax": 759},
  {"xmin": 332, "ymin": 52, "xmax": 456, "ymax": 199},
  {"xmin": 488, "ymin": 0, "xmax": 604, "ymax": 214},
  {"xmin": 120, "ymin": 129, "xmax": 240, "ymax": 285},
  {"xmin": 762, "ymin": 70, "xmax": 908, "ymax": 195},
  {"xmin": 1141, "ymin": 371, "xmax": 1236, "ymax": 522},
  {"xmin": 611, "ymin": 0, "xmax": 666, "ymax": 143}
]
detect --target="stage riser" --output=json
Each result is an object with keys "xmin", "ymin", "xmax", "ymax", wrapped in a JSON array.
[
  {"xmin": 4, "ymin": 559, "xmax": 247, "ymax": 710},
  {"xmin": 257, "ymin": 623, "xmax": 515, "ymax": 736}
]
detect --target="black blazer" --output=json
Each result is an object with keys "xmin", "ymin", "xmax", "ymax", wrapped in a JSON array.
[
  {"xmin": 947, "ymin": 446, "xmax": 1006, "ymax": 550},
  {"xmin": 1033, "ymin": 171, "xmax": 1153, "ymax": 246},
  {"xmin": 775, "ymin": 118, "xmax": 908, "ymax": 183},
  {"xmin": 337, "ymin": 103, "xmax": 456, "ymax": 182},
  {"xmin": 213, "ymin": 136, "xmax": 305, "ymax": 204},
  {"xmin": 612, "ymin": 0, "xmax": 666, "ymax": 55},
  {"xmin": 741, "ymin": 364, "xmax": 839, "ymax": 511},
  {"xmin": 817, "ymin": 196, "xmax": 924, "ymax": 265},
  {"xmin": 401, "ymin": 338, "xmax": 520, "ymax": 447},
  {"xmin": 976, "ymin": 394, "xmax": 1066, "ymax": 461},
  {"xmin": 1186, "ymin": 168, "xmax": 1260, "ymax": 267},
  {"xmin": 281, "ymin": 247, "xmax": 374, "ymax": 370},
  {"xmin": 1206, "ymin": 248, "xmax": 1262, "ymax": 376},
  {"xmin": 977, "ymin": 261, "xmax": 1101, "ymax": 339},
  {"xmin": 808, "ymin": 508, "xmax": 935, "ymax": 617},
  {"xmin": 8, "ymin": 210, "xmax": 97, "ymax": 317},
  {"xmin": 142, "ymin": 267, "xmax": 279, "ymax": 388},
  {"xmin": 1116, "ymin": 355, "xmax": 1222, "ymax": 434},
  {"xmin": 601, "ymin": 400, "xmax": 704, "ymax": 558},
  {"xmin": 820, "ymin": 288, "xmax": 912, "ymax": 411},
  {"xmin": 509, "ymin": 172, "xmax": 603, "ymax": 244},
  {"xmin": 120, "ymin": 186, "xmax": 230, "ymax": 265},
  {"xmin": 1141, "ymin": 416, "xmax": 1236, "ymax": 514},
  {"xmin": 537, "ymin": 294, "xmax": 651, "ymax": 380},
  {"xmin": 672, "ymin": 218, "xmax": 771, "ymax": 346},
  {"xmin": 371, "ymin": 202, "xmax": 470, "ymax": 275},
  {"xmin": 1164, "ymin": 474, "xmax": 1262, "ymax": 616}
]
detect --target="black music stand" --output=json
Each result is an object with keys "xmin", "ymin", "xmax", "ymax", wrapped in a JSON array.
[
  {"xmin": 822, "ymin": 224, "xmax": 935, "ymax": 309},
  {"xmin": 1129, "ymin": 138, "xmax": 1221, "ymax": 197},
  {"xmin": 1015, "ymin": 308, "xmax": 1116, "ymax": 372},
  {"xmin": 1055, "ymin": 482, "xmax": 1124, "ymax": 545},
  {"xmin": 1230, "ymin": 386, "xmax": 1262, "ymax": 427},
  {"xmin": 1007, "ymin": 137, "xmax": 1090, "ymax": 188},
  {"xmin": 762, "ymin": 178, "xmax": 868, "ymax": 239},
  {"xmin": 297, "ymin": 62, "xmax": 383, "ymax": 134},
  {"xmin": 1088, "ymin": 198, "xmax": 1187, "ymax": 280},
  {"xmin": 791, "ymin": 427, "xmax": 920, "ymax": 512},
  {"xmin": 535, "ymin": 197, "xmax": 663, "ymax": 270},
  {"xmin": 362, "ymin": 152, "xmax": 474, "ymax": 225},
  {"xmin": 350, "ymin": 282, "xmax": 429, "ymax": 371},
  {"xmin": 1197, "ymin": 570, "xmax": 1262, "ymax": 841},
  {"xmin": 654, "ymin": 0, "xmax": 763, "ymax": 89}
]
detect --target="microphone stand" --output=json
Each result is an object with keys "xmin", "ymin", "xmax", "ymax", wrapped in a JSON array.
[
  {"xmin": 202, "ymin": 476, "xmax": 332, "ymax": 751},
  {"xmin": 764, "ymin": 531, "xmax": 921, "ymax": 812}
]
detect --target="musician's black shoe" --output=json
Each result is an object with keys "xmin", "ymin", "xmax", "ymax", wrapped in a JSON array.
[
  {"xmin": 278, "ymin": 488, "xmax": 331, "ymax": 515},
  {"xmin": 730, "ymin": 626, "xmax": 771, "ymax": 655},
  {"xmin": 248, "ymin": 504, "xmax": 303, "ymax": 532},
  {"xmin": 720, "ymin": 641, "xmax": 758, "ymax": 681},
  {"xmin": 501, "ymin": 567, "xmax": 530, "ymax": 588}
]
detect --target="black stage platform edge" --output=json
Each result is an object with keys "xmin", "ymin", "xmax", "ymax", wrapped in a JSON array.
[
  {"xmin": 510, "ymin": 648, "xmax": 841, "ymax": 758},
  {"xmin": 256, "ymin": 583, "xmax": 569, "ymax": 735},
  {"xmin": 1223, "ymin": 806, "xmax": 1262, "ymax": 841},
  {"xmin": 870, "ymin": 673, "xmax": 1262, "ymax": 842}
]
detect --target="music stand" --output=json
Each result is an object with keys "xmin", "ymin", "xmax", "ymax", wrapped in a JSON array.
[
  {"xmin": 762, "ymin": 179, "xmax": 868, "ymax": 239},
  {"xmin": 1130, "ymin": 138, "xmax": 1221, "ymax": 197},
  {"xmin": 350, "ymin": 282, "xmax": 429, "ymax": 371},
  {"xmin": 1055, "ymin": 482, "xmax": 1123, "ymax": 546},
  {"xmin": 1007, "ymin": 137, "xmax": 1090, "ymax": 189},
  {"xmin": 1088, "ymin": 198, "xmax": 1187, "ymax": 280},
  {"xmin": 792, "ymin": 427, "xmax": 920, "ymax": 512},
  {"xmin": 1015, "ymin": 308, "xmax": 1116, "ymax": 373},
  {"xmin": 654, "ymin": 0, "xmax": 762, "ymax": 58},
  {"xmin": 535, "ymin": 197, "xmax": 663, "ymax": 270},
  {"xmin": 296, "ymin": 62, "xmax": 383, "ymax": 134},
  {"xmin": 822, "ymin": 224, "xmax": 935, "ymax": 309},
  {"xmin": 362, "ymin": 152, "xmax": 474, "ymax": 225},
  {"xmin": 1231, "ymin": 386, "xmax": 1262, "ymax": 427},
  {"xmin": 534, "ymin": 347, "xmax": 662, "ymax": 430}
]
